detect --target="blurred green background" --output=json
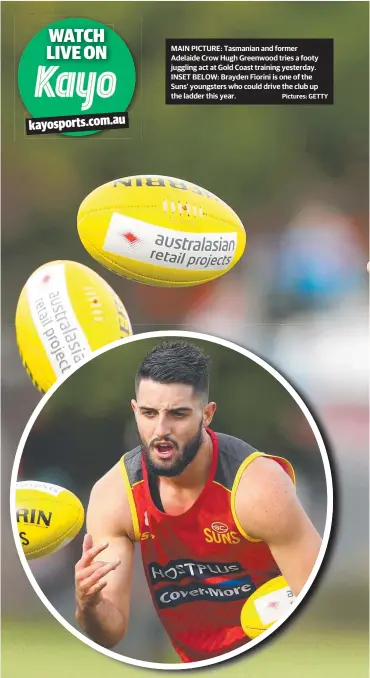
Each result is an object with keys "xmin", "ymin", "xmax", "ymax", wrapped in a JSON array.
[
  {"xmin": 2, "ymin": 1, "xmax": 368, "ymax": 676},
  {"xmin": 3, "ymin": 621, "xmax": 368, "ymax": 677}
]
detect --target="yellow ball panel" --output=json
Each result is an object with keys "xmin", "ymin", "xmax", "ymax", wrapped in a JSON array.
[
  {"xmin": 77, "ymin": 175, "xmax": 247, "ymax": 287},
  {"xmin": 77, "ymin": 176, "xmax": 241, "ymax": 230},
  {"xmin": 64, "ymin": 261, "xmax": 132, "ymax": 349},
  {"xmin": 16, "ymin": 483, "xmax": 84, "ymax": 560},
  {"xmin": 15, "ymin": 260, "xmax": 133, "ymax": 391}
]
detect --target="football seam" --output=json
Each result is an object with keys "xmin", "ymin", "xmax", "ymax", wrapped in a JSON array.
[
  {"xmin": 78, "ymin": 207, "xmax": 243, "ymax": 230},
  {"xmin": 79, "ymin": 204, "xmax": 157, "ymax": 214},
  {"xmin": 82, "ymin": 238, "xmax": 226, "ymax": 285},
  {"xmin": 24, "ymin": 508, "xmax": 84, "ymax": 555},
  {"xmin": 17, "ymin": 343, "xmax": 47, "ymax": 393}
]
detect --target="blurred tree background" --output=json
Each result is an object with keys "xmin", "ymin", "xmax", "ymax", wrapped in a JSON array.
[{"xmin": 2, "ymin": 1, "xmax": 368, "ymax": 337}]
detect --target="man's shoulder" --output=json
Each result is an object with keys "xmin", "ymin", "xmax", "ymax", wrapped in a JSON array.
[
  {"xmin": 91, "ymin": 461, "xmax": 125, "ymax": 501},
  {"xmin": 88, "ymin": 458, "xmax": 137, "ymax": 539},
  {"xmin": 213, "ymin": 431, "xmax": 257, "ymax": 491},
  {"xmin": 91, "ymin": 443, "xmax": 143, "ymax": 500}
]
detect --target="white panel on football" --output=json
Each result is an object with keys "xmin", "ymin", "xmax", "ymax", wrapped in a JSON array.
[
  {"xmin": 254, "ymin": 587, "xmax": 295, "ymax": 625},
  {"xmin": 26, "ymin": 262, "xmax": 91, "ymax": 378},
  {"xmin": 103, "ymin": 212, "xmax": 238, "ymax": 271},
  {"xmin": 16, "ymin": 481, "xmax": 65, "ymax": 497}
]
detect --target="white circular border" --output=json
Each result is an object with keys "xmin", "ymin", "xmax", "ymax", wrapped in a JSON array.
[{"xmin": 10, "ymin": 330, "xmax": 334, "ymax": 671}]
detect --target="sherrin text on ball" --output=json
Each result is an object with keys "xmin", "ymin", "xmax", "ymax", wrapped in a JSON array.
[{"xmin": 16, "ymin": 481, "xmax": 85, "ymax": 560}]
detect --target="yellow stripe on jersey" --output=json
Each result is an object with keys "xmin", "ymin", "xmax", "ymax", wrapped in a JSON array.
[
  {"xmin": 231, "ymin": 452, "xmax": 296, "ymax": 543},
  {"xmin": 119, "ymin": 456, "xmax": 141, "ymax": 542},
  {"xmin": 212, "ymin": 480, "xmax": 231, "ymax": 493}
]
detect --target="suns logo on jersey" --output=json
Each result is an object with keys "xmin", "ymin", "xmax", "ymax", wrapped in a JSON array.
[
  {"xmin": 203, "ymin": 523, "xmax": 241, "ymax": 545},
  {"xmin": 211, "ymin": 521, "xmax": 229, "ymax": 534}
]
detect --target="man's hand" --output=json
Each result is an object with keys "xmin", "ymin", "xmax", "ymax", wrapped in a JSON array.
[
  {"xmin": 74, "ymin": 467, "xmax": 135, "ymax": 648},
  {"xmin": 75, "ymin": 534, "xmax": 121, "ymax": 612}
]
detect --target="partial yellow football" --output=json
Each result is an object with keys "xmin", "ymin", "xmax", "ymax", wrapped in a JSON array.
[
  {"xmin": 77, "ymin": 175, "xmax": 246, "ymax": 287},
  {"xmin": 15, "ymin": 259, "xmax": 132, "ymax": 392},
  {"xmin": 241, "ymin": 576, "xmax": 295, "ymax": 639},
  {"xmin": 16, "ymin": 481, "xmax": 85, "ymax": 560}
]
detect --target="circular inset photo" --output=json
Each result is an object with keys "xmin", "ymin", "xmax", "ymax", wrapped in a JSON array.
[{"xmin": 10, "ymin": 331, "xmax": 333, "ymax": 669}]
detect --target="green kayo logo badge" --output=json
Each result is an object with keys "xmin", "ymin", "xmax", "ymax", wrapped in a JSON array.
[{"xmin": 18, "ymin": 18, "xmax": 136, "ymax": 136}]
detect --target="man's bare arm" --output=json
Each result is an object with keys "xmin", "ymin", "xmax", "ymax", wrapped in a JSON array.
[
  {"xmin": 75, "ymin": 464, "xmax": 135, "ymax": 648},
  {"xmin": 235, "ymin": 457, "xmax": 322, "ymax": 596}
]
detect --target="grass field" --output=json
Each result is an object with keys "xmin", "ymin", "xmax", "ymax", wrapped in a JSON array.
[{"xmin": 2, "ymin": 621, "xmax": 369, "ymax": 678}]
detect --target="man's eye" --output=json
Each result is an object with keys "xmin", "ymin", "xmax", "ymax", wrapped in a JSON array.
[
  {"xmin": 143, "ymin": 411, "xmax": 156, "ymax": 417},
  {"xmin": 173, "ymin": 412, "xmax": 186, "ymax": 418}
]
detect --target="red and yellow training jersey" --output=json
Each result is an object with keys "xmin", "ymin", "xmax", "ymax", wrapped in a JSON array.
[{"xmin": 120, "ymin": 429, "xmax": 295, "ymax": 663}]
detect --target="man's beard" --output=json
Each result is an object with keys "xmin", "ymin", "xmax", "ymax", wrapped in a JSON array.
[{"xmin": 141, "ymin": 423, "xmax": 204, "ymax": 477}]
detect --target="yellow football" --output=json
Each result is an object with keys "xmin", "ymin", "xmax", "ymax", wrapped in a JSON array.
[
  {"xmin": 241, "ymin": 576, "xmax": 295, "ymax": 639},
  {"xmin": 15, "ymin": 259, "xmax": 133, "ymax": 392},
  {"xmin": 77, "ymin": 175, "xmax": 246, "ymax": 287},
  {"xmin": 16, "ymin": 481, "xmax": 84, "ymax": 560}
]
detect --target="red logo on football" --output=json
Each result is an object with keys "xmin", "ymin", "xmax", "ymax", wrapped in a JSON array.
[
  {"xmin": 122, "ymin": 232, "xmax": 140, "ymax": 245},
  {"xmin": 211, "ymin": 521, "xmax": 229, "ymax": 534}
]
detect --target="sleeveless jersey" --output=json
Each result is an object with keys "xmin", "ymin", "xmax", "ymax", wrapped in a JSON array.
[{"xmin": 120, "ymin": 429, "xmax": 295, "ymax": 663}]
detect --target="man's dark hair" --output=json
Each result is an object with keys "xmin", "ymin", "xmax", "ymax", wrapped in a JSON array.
[{"xmin": 136, "ymin": 341, "xmax": 210, "ymax": 399}]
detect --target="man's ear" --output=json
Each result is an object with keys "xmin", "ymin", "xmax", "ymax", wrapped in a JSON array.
[
  {"xmin": 203, "ymin": 402, "xmax": 217, "ymax": 427},
  {"xmin": 131, "ymin": 399, "xmax": 137, "ymax": 414}
]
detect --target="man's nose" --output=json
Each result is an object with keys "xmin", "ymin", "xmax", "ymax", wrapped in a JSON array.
[{"xmin": 154, "ymin": 414, "xmax": 171, "ymax": 439}]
